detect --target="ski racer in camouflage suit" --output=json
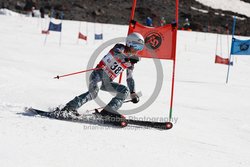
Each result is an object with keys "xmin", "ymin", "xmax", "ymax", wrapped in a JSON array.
[{"xmin": 60, "ymin": 32, "xmax": 145, "ymax": 127}]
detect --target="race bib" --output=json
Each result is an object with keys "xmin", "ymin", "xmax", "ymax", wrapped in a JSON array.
[{"xmin": 101, "ymin": 53, "xmax": 126, "ymax": 80}]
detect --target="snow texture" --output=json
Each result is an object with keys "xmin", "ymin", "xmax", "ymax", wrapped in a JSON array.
[
  {"xmin": 196, "ymin": 0, "xmax": 250, "ymax": 17},
  {"xmin": 1, "ymin": 9, "xmax": 250, "ymax": 167}
]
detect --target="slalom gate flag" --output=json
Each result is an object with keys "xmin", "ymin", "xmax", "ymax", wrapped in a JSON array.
[
  {"xmin": 48, "ymin": 22, "xmax": 62, "ymax": 32},
  {"xmin": 41, "ymin": 30, "xmax": 49, "ymax": 34},
  {"xmin": 95, "ymin": 33, "xmax": 103, "ymax": 40},
  {"xmin": 215, "ymin": 55, "xmax": 233, "ymax": 65},
  {"xmin": 128, "ymin": 20, "xmax": 177, "ymax": 60},
  {"xmin": 78, "ymin": 32, "xmax": 87, "ymax": 40},
  {"xmin": 231, "ymin": 38, "xmax": 250, "ymax": 55}
]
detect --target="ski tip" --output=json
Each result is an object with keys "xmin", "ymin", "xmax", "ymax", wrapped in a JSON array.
[
  {"xmin": 54, "ymin": 75, "xmax": 60, "ymax": 79},
  {"xmin": 24, "ymin": 107, "xmax": 39, "ymax": 115},
  {"xmin": 24, "ymin": 107, "xmax": 34, "ymax": 112},
  {"xmin": 155, "ymin": 122, "xmax": 173, "ymax": 130},
  {"xmin": 165, "ymin": 122, "xmax": 173, "ymax": 129},
  {"xmin": 24, "ymin": 107, "xmax": 30, "ymax": 111}
]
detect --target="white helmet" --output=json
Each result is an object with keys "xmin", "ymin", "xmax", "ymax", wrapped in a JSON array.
[{"xmin": 126, "ymin": 32, "xmax": 144, "ymax": 51}]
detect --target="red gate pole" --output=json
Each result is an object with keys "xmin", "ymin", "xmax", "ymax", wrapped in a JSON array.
[
  {"xmin": 129, "ymin": 0, "xmax": 137, "ymax": 22},
  {"xmin": 119, "ymin": 0, "xmax": 137, "ymax": 84},
  {"xmin": 169, "ymin": 0, "xmax": 179, "ymax": 119}
]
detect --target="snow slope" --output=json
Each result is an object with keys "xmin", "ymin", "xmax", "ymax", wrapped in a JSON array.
[
  {"xmin": 0, "ymin": 8, "xmax": 22, "ymax": 16},
  {"xmin": 1, "ymin": 14, "xmax": 250, "ymax": 167},
  {"xmin": 196, "ymin": 0, "xmax": 250, "ymax": 17}
]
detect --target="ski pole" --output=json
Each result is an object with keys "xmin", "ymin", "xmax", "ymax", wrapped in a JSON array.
[
  {"xmin": 54, "ymin": 67, "xmax": 101, "ymax": 79},
  {"xmin": 87, "ymin": 100, "xmax": 132, "ymax": 113}
]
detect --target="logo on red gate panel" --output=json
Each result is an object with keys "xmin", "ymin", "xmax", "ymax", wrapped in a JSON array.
[{"xmin": 145, "ymin": 32, "xmax": 162, "ymax": 50}]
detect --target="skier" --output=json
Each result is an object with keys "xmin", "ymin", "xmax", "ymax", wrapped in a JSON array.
[{"xmin": 56, "ymin": 32, "xmax": 144, "ymax": 127}]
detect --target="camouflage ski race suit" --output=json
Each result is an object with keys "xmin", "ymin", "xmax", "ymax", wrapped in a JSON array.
[{"xmin": 64, "ymin": 44, "xmax": 137, "ymax": 113}]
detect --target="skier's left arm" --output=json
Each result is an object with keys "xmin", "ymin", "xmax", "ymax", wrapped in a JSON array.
[{"xmin": 126, "ymin": 58, "xmax": 140, "ymax": 103}]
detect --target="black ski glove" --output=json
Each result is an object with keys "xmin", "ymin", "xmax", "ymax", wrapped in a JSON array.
[
  {"xmin": 130, "ymin": 92, "xmax": 139, "ymax": 103},
  {"xmin": 125, "ymin": 55, "xmax": 140, "ymax": 64}
]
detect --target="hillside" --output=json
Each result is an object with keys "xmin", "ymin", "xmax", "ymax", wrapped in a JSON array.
[{"xmin": 1, "ymin": 0, "xmax": 250, "ymax": 36}]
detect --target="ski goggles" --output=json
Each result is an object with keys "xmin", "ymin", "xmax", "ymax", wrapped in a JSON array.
[{"xmin": 130, "ymin": 42, "xmax": 144, "ymax": 51}]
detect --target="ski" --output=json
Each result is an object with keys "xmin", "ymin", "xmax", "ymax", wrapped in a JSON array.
[
  {"xmin": 25, "ymin": 107, "xmax": 103, "ymax": 125},
  {"xmin": 127, "ymin": 119, "xmax": 172, "ymax": 130},
  {"xmin": 25, "ymin": 108, "xmax": 173, "ymax": 130}
]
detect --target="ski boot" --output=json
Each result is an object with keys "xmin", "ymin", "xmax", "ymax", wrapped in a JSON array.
[
  {"xmin": 61, "ymin": 106, "xmax": 80, "ymax": 116},
  {"xmin": 49, "ymin": 106, "xmax": 80, "ymax": 120}
]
